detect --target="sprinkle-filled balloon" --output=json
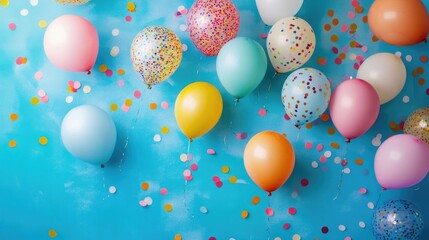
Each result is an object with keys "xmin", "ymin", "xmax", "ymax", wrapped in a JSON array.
[
  {"xmin": 44, "ymin": 15, "xmax": 99, "ymax": 73},
  {"xmin": 61, "ymin": 105, "xmax": 117, "ymax": 165},
  {"xmin": 267, "ymin": 17, "xmax": 316, "ymax": 73},
  {"xmin": 404, "ymin": 107, "xmax": 429, "ymax": 148},
  {"xmin": 373, "ymin": 200, "xmax": 424, "ymax": 240},
  {"xmin": 368, "ymin": 0, "xmax": 429, "ymax": 46},
  {"xmin": 187, "ymin": 0, "xmax": 240, "ymax": 56},
  {"xmin": 244, "ymin": 131, "xmax": 295, "ymax": 196},
  {"xmin": 130, "ymin": 26, "xmax": 182, "ymax": 89},
  {"xmin": 216, "ymin": 37, "xmax": 268, "ymax": 100},
  {"xmin": 281, "ymin": 68, "xmax": 331, "ymax": 127},
  {"xmin": 175, "ymin": 82, "xmax": 223, "ymax": 141},
  {"xmin": 357, "ymin": 53, "xmax": 406, "ymax": 104},
  {"xmin": 374, "ymin": 134, "xmax": 429, "ymax": 189},
  {"xmin": 55, "ymin": 0, "xmax": 90, "ymax": 5},
  {"xmin": 256, "ymin": 0, "xmax": 303, "ymax": 26}
]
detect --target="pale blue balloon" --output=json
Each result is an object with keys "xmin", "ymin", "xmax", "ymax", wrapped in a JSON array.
[
  {"xmin": 216, "ymin": 37, "xmax": 268, "ymax": 100},
  {"xmin": 61, "ymin": 105, "xmax": 117, "ymax": 165},
  {"xmin": 281, "ymin": 68, "xmax": 331, "ymax": 127}
]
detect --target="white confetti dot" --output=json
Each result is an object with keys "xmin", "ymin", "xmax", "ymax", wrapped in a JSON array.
[
  {"xmin": 338, "ymin": 224, "xmax": 346, "ymax": 231},
  {"xmin": 20, "ymin": 9, "xmax": 29, "ymax": 16},
  {"xmin": 109, "ymin": 186, "xmax": 116, "ymax": 194},
  {"xmin": 402, "ymin": 96, "xmax": 410, "ymax": 103},
  {"xmin": 367, "ymin": 202, "xmax": 374, "ymax": 209},
  {"xmin": 274, "ymin": 238, "xmax": 281, "ymax": 240},
  {"xmin": 112, "ymin": 28, "xmax": 119, "ymax": 36},
  {"xmin": 83, "ymin": 85, "xmax": 91, "ymax": 94},
  {"xmin": 324, "ymin": 151, "xmax": 332, "ymax": 158},
  {"xmin": 65, "ymin": 96, "xmax": 73, "ymax": 103},
  {"xmin": 405, "ymin": 55, "xmax": 412, "ymax": 62},
  {"xmin": 178, "ymin": 5, "xmax": 185, "ymax": 11},
  {"xmin": 200, "ymin": 206, "xmax": 208, "ymax": 214},
  {"xmin": 182, "ymin": 44, "xmax": 188, "ymax": 52},
  {"xmin": 395, "ymin": 51, "xmax": 402, "ymax": 57},
  {"xmin": 144, "ymin": 196, "xmax": 153, "ymax": 205},
  {"xmin": 349, "ymin": 53, "xmax": 356, "ymax": 61},
  {"xmin": 180, "ymin": 153, "xmax": 187, "ymax": 162},
  {"xmin": 153, "ymin": 134, "xmax": 161, "ymax": 142},
  {"xmin": 334, "ymin": 156, "xmax": 341, "ymax": 164},
  {"xmin": 291, "ymin": 191, "xmax": 299, "ymax": 199},
  {"xmin": 372, "ymin": 138, "xmax": 381, "ymax": 147},
  {"xmin": 358, "ymin": 221, "xmax": 366, "ymax": 228},
  {"xmin": 110, "ymin": 46, "xmax": 120, "ymax": 57},
  {"xmin": 343, "ymin": 168, "xmax": 351, "ymax": 174},
  {"xmin": 179, "ymin": 24, "xmax": 187, "ymax": 31},
  {"xmin": 376, "ymin": 133, "xmax": 382, "ymax": 139},
  {"xmin": 292, "ymin": 234, "xmax": 301, "ymax": 240},
  {"xmin": 311, "ymin": 161, "xmax": 319, "ymax": 168},
  {"xmin": 30, "ymin": 0, "xmax": 38, "ymax": 6}
]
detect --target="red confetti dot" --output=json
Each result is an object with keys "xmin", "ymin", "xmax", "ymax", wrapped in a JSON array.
[
  {"xmin": 332, "ymin": 47, "xmax": 339, "ymax": 54},
  {"xmin": 320, "ymin": 155, "xmax": 327, "ymax": 163},
  {"xmin": 322, "ymin": 226, "xmax": 329, "ymax": 234},
  {"xmin": 9, "ymin": 23, "xmax": 16, "ymax": 30},
  {"xmin": 209, "ymin": 237, "xmax": 216, "ymax": 240},
  {"xmin": 334, "ymin": 58, "xmax": 342, "ymax": 64},
  {"xmin": 125, "ymin": 16, "xmax": 132, "ymax": 22},
  {"xmin": 215, "ymin": 181, "xmax": 223, "ymax": 188},
  {"xmin": 301, "ymin": 179, "xmax": 309, "ymax": 187},
  {"xmin": 426, "ymin": 88, "xmax": 429, "ymax": 95},
  {"xmin": 283, "ymin": 223, "xmax": 291, "ymax": 230},
  {"xmin": 284, "ymin": 114, "xmax": 290, "ymax": 120},
  {"xmin": 258, "ymin": 108, "xmax": 267, "ymax": 116},
  {"xmin": 212, "ymin": 176, "xmax": 220, "ymax": 182},
  {"xmin": 190, "ymin": 163, "xmax": 198, "ymax": 171},
  {"xmin": 260, "ymin": 33, "xmax": 267, "ymax": 39},
  {"xmin": 265, "ymin": 207, "xmax": 274, "ymax": 216},
  {"xmin": 288, "ymin": 207, "xmax": 297, "ymax": 215},
  {"xmin": 420, "ymin": 55, "xmax": 428, "ymax": 63},
  {"xmin": 105, "ymin": 69, "xmax": 113, "ymax": 77},
  {"xmin": 353, "ymin": 62, "xmax": 360, "ymax": 70}
]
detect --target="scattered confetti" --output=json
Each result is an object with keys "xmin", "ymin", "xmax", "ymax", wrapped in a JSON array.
[
  {"xmin": 241, "ymin": 210, "xmax": 249, "ymax": 219},
  {"xmin": 200, "ymin": 206, "xmax": 208, "ymax": 214},
  {"xmin": 265, "ymin": 208, "xmax": 274, "ymax": 217},
  {"xmin": 48, "ymin": 229, "xmax": 57, "ymax": 238},
  {"xmin": 109, "ymin": 186, "xmax": 117, "ymax": 194},
  {"xmin": 164, "ymin": 203, "xmax": 173, "ymax": 212}
]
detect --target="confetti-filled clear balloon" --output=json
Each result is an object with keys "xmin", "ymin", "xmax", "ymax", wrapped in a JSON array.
[
  {"xmin": 187, "ymin": 0, "xmax": 240, "ymax": 56},
  {"xmin": 404, "ymin": 107, "xmax": 429, "ymax": 148},
  {"xmin": 130, "ymin": 26, "xmax": 182, "ymax": 89},
  {"xmin": 372, "ymin": 200, "xmax": 424, "ymax": 240},
  {"xmin": 281, "ymin": 68, "xmax": 331, "ymax": 127},
  {"xmin": 267, "ymin": 17, "xmax": 316, "ymax": 73},
  {"xmin": 54, "ymin": 0, "xmax": 90, "ymax": 5}
]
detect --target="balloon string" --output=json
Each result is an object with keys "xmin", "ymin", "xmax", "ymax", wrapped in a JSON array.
[
  {"xmin": 229, "ymin": 100, "xmax": 239, "ymax": 134},
  {"xmin": 375, "ymin": 188, "xmax": 384, "ymax": 209},
  {"xmin": 266, "ymin": 197, "xmax": 272, "ymax": 240},
  {"xmin": 267, "ymin": 71, "xmax": 277, "ymax": 93},
  {"xmin": 183, "ymin": 139, "xmax": 192, "ymax": 219},
  {"xmin": 333, "ymin": 142, "xmax": 348, "ymax": 200},
  {"xmin": 196, "ymin": 55, "xmax": 203, "ymax": 76}
]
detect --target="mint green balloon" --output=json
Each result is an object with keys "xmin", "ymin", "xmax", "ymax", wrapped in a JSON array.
[{"xmin": 216, "ymin": 37, "xmax": 268, "ymax": 100}]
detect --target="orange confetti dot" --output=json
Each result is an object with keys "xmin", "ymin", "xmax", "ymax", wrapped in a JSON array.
[
  {"xmin": 164, "ymin": 203, "xmax": 173, "ymax": 212},
  {"xmin": 221, "ymin": 166, "xmax": 230, "ymax": 173},
  {"xmin": 48, "ymin": 229, "xmax": 57, "ymax": 238},
  {"xmin": 330, "ymin": 35, "xmax": 339, "ymax": 42},
  {"xmin": 125, "ymin": 98, "xmax": 133, "ymax": 107},
  {"xmin": 330, "ymin": 142, "xmax": 339, "ymax": 149},
  {"xmin": 355, "ymin": 6, "xmax": 364, "ymax": 13},
  {"xmin": 339, "ymin": 52, "xmax": 346, "ymax": 60},
  {"xmin": 39, "ymin": 136, "xmax": 48, "ymax": 145},
  {"xmin": 328, "ymin": 128, "xmax": 335, "ymax": 135},
  {"xmin": 149, "ymin": 103, "xmax": 157, "ymax": 110},
  {"xmin": 110, "ymin": 103, "xmax": 118, "ymax": 111},
  {"xmin": 420, "ymin": 55, "xmax": 428, "ymax": 63},
  {"xmin": 305, "ymin": 123, "xmax": 312, "ymax": 129},
  {"xmin": 350, "ymin": 41, "xmax": 358, "ymax": 48},
  {"xmin": 174, "ymin": 234, "xmax": 182, "ymax": 240},
  {"xmin": 362, "ymin": 16, "xmax": 368, "ymax": 23},
  {"xmin": 327, "ymin": 9, "xmax": 334, "ymax": 17},
  {"xmin": 332, "ymin": 18, "xmax": 339, "ymax": 26},
  {"xmin": 229, "ymin": 176, "xmax": 237, "ymax": 184},
  {"xmin": 127, "ymin": 2, "xmax": 136, "ymax": 12},
  {"xmin": 241, "ymin": 210, "xmax": 249, "ymax": 219},
  {"xmin": 21, "ymin": 57, "xmax": 27, "ymax": 64},
  {"xmin": 355, "ymin": 158, "xmax": 364, "ymax": 165},
  {"xmin": 141, "ymin": 182, "xmax": 149, "ymax": 190},
  {"xmin": 10, "ymin": 113, "xmax": 18, "ymax": 121},
  {"xmin": 324, "ymin": 24, "xmax": 332, "ymax": 31},
  {"xmin": 350, "ymin": 23, "xmax": 357, "ymax": 30},
  {"xmin": 418, "ymin": 78, "xmax": 425, "ymax": 85},
  {"xmin": 321, "ymin": 113, "xmax": 330, "ymax": 121},
  {"xmin": 117, "ymin": 69, "xmax": 125, "ymax": 75},
  {"xmin": 252, "ymin": 196, "xmax": 260, "ymax": 205},
  {"xmin": 30, "ymin": 97, "xmax": 39, "ymax": 105},
  {"xmin": 417, "ymin": 67, "xmax": 424, "ymax": 75},
  {"xmin": 412, "ymin": 70, "xmax": 418, "ymax": 77},
  {"xmin": 99, "ymin": 64, "xmax": 108, "ymax": 73},
  {"xmin": 8, "ymin": 140, "xmax": 16, "ymax": 148}
]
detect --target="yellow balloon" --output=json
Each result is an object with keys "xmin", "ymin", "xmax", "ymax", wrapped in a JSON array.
[{"xmin": 175, "ymin": 82, "xmax": 223, "ymax": 140}]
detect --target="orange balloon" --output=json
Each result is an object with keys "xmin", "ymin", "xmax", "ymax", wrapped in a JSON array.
[
  {"xmin": 368, "ymin": 0, "xmax": 429, "ymax": 46},
  {"xmin": 243, "ymin": 131, "xmax": 295, "ymax": 196}
]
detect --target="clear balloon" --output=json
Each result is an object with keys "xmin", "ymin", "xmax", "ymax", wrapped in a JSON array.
[
  {"xmin": 61, "ymin": 105, "xmax": 117, "ymax": 165},
  {"xmin": 329, "ymin": 79, "xmax": 380, "ymax": 142},
  {"xmin": 44, "ymin": 15, "xmax": 99, "ymax": 73},
  {"xmin": 267, "ymin": 17, "xmax": 316, "ymax": 73},
  {"xmin": 130, "ymin": 26, "xmax": 182, "ymax": 89},
  {"xmin": 175, "ymin": 82, "xmax": 223, "ymax": 141},
  {"xmin": 256, "ymin": 0, "xmax": 303, "ymax": 26},
  {"xmin": 244, "ymin": 131, "xmax": 295, "ymax": 196},
  {"xmin": 374, "ymin": 134, "xmax": 429, "ymax": 189},
  {"xmin": 368, "ymin": 0, "xmax": 429, "ymax": 46},
  {"xmin": 281, "ymin": 68, "xmax": 331, "ymax": 127},
  {"xmin": 357, "ymin": 53, "xmax": 406, "ymax": 104},
  {"xmin": 404, "ymin": 107, "xmax": 429, "ymax": 148},
  {"xmin": 54, "ymin": 0, "xmax": 90, "ymax": 5},
  {"xmin": 216, "ymin": 37, "xmax": 268, "ymax": 100},
  {"xmin": 373, "ymin": 200, "xmax": 424, "ymax": 240},
  {"xmin": 187, "ymin": 0, "xmax": 240, "ymax": 56}
]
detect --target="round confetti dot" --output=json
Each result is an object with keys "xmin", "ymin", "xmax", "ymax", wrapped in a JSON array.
[
  {"xmin": 160, "ymin": 188, "xmax": 168, "ymax": 195},
  {"xmin": 359, "ymin": 188, "xmax": 367, "ymax": 194},
  {"xmin": 331, "ymin": 34, "xmax": 339, "ymax": 42},
  {"xmin": 38, "ymin": 89, "xmax": 46, "ymax": 97},
  {"xmin": 109, "ymin": 186, "xmax": 116, "ymax": 194},
  {"xmin": 48, "ymin": 229, "xmax": 56, "ymax": 238},
  {"xmin": 338, "ymin": 225, "xmax": 346, "ymax": 231},
  {"xmin": 121, "ymin": 105, "xmax": 129, "ymax": 112},
  {"xmin": 324, "ymin": 24, "xmax": 331, "ymax": 31},
  {"xmin": 34, "ymin": 71, "xmax": 43, "ymax": 80},
  {"xmin": 190, "ymin": 163, "xmax": 198, "ymax": 171},
  {"xmin": 183, "ymin": 169, "xmax": 191, "ymax": 177},
  {"xmin": 327, "ymin": 128, "xmax": 335, "ymax": 135},
  {"xmin": 265, "ymin": 207, "xmax": 274, "ymax": 217},
  {"xmin": 311, "ymin": 161, "xmax": 319, "ymax": 168},
  {"xmin": 180, "ymin": 154, "xmax": 188, "ymax": 162},
  {"xmin": 134, "ymin": 90, "xmax": 141, "ymax": 98},
  {"xmin": 139, "ymin": 200, "xmax": 147, "ymax": 207},
  {"xmin": 161, "ymin": 101, "xmax": 168, "ymax": 109},
  {"xmin": 334, "ymin": 157, "xmax": 341, "ymax": 164},
  {"xmin": 110, "ymin": 46, "xmax": 120, "ymax": 57},
  {"xmin": 208, "ymin": 237, "xmax": 216, "ymax": 240},
  {"xmin": 64, "ymin": 96, "xmax": 73, "ymax": 104},
  {"xmin": 283, "ymin": 223, "xmax": 291, "ymax": 230},
  {"xmin": 229, "ymin": 176, "xmax": 237, "ymax": 184},
  {"xmin": 343, "ymin": 168, "xmax": 351, "ymax": 174},
  {"xmin": 174, "ymin": 234, "xmax": 182, "ymax": 240},
  {"xmin": 181, "ymin": 44, "xmax": 188, "ymax": 52},
  {"xmin": 144, "ymin": 196, "xmax": 153, "ymax": 205},
  {"xmin": 215, "ymin": 181, "xmax": 223, "ymax": 188},
  {"xmin": 241, "ymin": 210, "xmax": 249, "ymax": 218},
  {"xmin": 355, "ymin": 158, "xmax": 364, "ymax": 165},
  {"xmin": 141, "ymin": 182, "xmax": 149, "ymax": 190},
  {"xmin": 179, "ymin": 24, "xmax": 187, "ymax": 31},
  {"xmin": 321, "ymin": 226, "xmax": 329, "ymax": 234},
  {"xmin": 117, "ymin": 69, "xmax": 125, "ymax": 75},
  {"xmin": 9, "ymin": 23, "xmax": 16, "ymax": 30},
  {"xmin": 344, "ymin": 237, "xmax": 352, "ymax": 240},
  {"xmin": 149, "ymin": 103, "xmax": 157, "ymax": 110},
  {"xmin": 292, "ymin": 234, "xmax": 301, "ymax": 240},
  {"xmin": 105, "ymin": 69, "xmax": 113, "ymax": 77},
  {"xmin": 30, "ymin": 0, "xmax": 38, "ymax": 6},
  {"xmin": 402, "ymin": 96, "xmax": 410, "ymax": 103},
  {"xmin": 112, "ymin": 28, "xmax": 119, "ymax": 36},
  {"xmin": 161, "ymin": 126, "xmax": 169, "ymax": 134},
  {"xmin": 125, "ymin": 98, "xmax": 133, "ymax": 107},
  {"xmin": 358, "ymin": 221, "xmax": 366, "ymax": 228},
  {"xmin": 82, "ymin": 85, "xmax": 91, "ymax": 94},
  {"xmin": 1, "ymin": 0, "xmax": 9, "ymax": 7},
  {"xmin": 99, "ymin": 64, "xmax": 108, "ymax": 72},
  {"xmin": 251, "ymin": 196, "xmax": 260, "ymax": 205},
  {"xmin": 405, "ymin": 55, "xmax": 412, "ymax": 62},
  {"xmin": 38, "ymin": 20, "xmax": 47, "ymax": 28},
  {"xmin": 153, "ymin": 134, "xmax": 161, "ymax": 142},
  {"xmin": 20, "ymin": 9, "xmax": 29, "ymax": 16},
  {"xmin": 304, "ymin": 142, "xmax": 312, "ymax": 149},
  {"xmin": 221, "ymin": 166, "xmax": 230, "ymax": 173},
  {"xmin": 125, "ymin": 16, "xmax": 132, "ymax": 22},
  {"xmin": 258, "ymin": 108, "xmax": 267, "ymax": 116},
  {"xmin": 301, "ymin": 179, "xmax": 309, "ymax": 187},
  {"xmin": 110, "ymin": 103, "xmax": 118, "ymax": 111},
  {"xmin": 207, "ymin": 149, "xmax": 216, "ymax": 155},
  {"xmin": 10, "ymin": 113, "xmax": 18, "ymax": 121},
  {"xmin": 274, "ymin": 238, "xmax": 281, "ymax": 240},
  {"xmin": 8, "ymin": 140, "xmax": 16, "ymax": 148},
  {"xmin": 164, "ymin": 203, "xmax": 173, "ymax": 212},
  {"xmin": 320, "ymin": 156, "xmax": 327, "ymax": 163},
  {"xmin": 324, "ymin": 151, "xmax": 332, "ymax": 158},
  {"xmin": 200, "ymin": 206, "xmax": 208, "ymax": 214},
  {"xmin": 368, "ymin": 202, "xmax": 375, "ymax": 209},
  {"xmin": 288, "ymin": 207, "xmax": 297, "ymax": 215},
  {"xmin": 39, "ymin": 136, "xmax": 48, "ymax": 145}
]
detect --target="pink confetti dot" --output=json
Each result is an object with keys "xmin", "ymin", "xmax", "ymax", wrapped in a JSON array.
[
  {"xmin": 41, "ymin": 95, "xmax": 49, "ymax": 103},
  {"xmin": 105, "ymin": 69, "xmax": 113, "ymax": 77},
  {"xmin": 341, "ymin": 24, "xmax": 349, "ymax": 32},
  {"xmin": 342, "ymin": 46, "xmax": 349, "ymax": 53},
  {"xmin": 185, "ymin": 175, "xmax": 193, "ymax": 181},
  {"xmin": 186, "ymin": 153, "xmax": 193, "ymax": 161},
  {"xmin": 353, "ymin": 63, "xmax": 360, "ymax": 70},
  {"xmin": 351, "ymin": 0, "xmax": 359, "ymax": 7},
  {"xmin": 118, "ymin": 80, "xmax": 125, "ymax": 87},
  {"xmin": 301, "ymin": 179, "xmax": 309, "ymax": 187},
  {"xmin": 361, "ymin": 46, "xmax": 368, "ymax": 53},
  {"xmin": 319, "ymin": 58, "xmax": 327, "ymax": 66},
  {"xmin": 316, "ymin": 144, "xmax": 324, "ymax": 151},
  {"xmin": 160, "ymin": 188, "xmax": 168, "ymax": 195},
  {"xmin": 161, "ymin": 101, "xmax": 169, "ymax": 109},
  {"xmin": 183, "ymin": 169, "xmax": 191, "ymax": 177},
  {"xmin": 134, "ymin": 90, "xmax": 141, "ymax": 98},
  {"xmin": 209, "ymin": 237, "xmax": 216, "ymax": 240},
  {"xmin": 207, "ymin": 149, "xmax": 216, "ymax": 155},
  {"xmin": 348, "ymin": 11, "xmax": 355, "ymax": 19},
  {"xmin": 265, "ymin": 207, "xmax": 274, "ymax": 217},
  {"xmin": 288, "ymin": 207, "xmax": 297, "ymax": 215},
  {"xmin": 190, "ymin": 163, "xmax": 198, "ymax": 171},
  {"xmin": 68, "ymin": 80, "xmax": 74, "ymax": 86},
  {"xmin": 139, "ymin": 200, "xmax": 147, "ymax": 207},
  {"xmin": 258, "ymin": 108, "xmax": 267, "ymax": 116},
  {"xmin": 9, "ymin": 23, "xmax": 16, "ymax": 30},
  {"xmin": 320, "ymin": 155, "xmax": 327, "ymax": 163},
  {"xmin": 73, "ymin": 81, "xmax": 81, "ymax": 89},
  {"xmin": 180, "ymin": 9, "xmax": 188, "ymax": 15},
  {"xmin": 284, "ymin": 114, "xmax": 290, "ymax": 120},
  {"xmin": 15, "ymin": 57, "xmax": 22, "ymax": 65},
  {"xmin": 344, "ymin": 237, "xmax": 352, "ymax": 240},
  {"xmin": 34, "ymin": 71, "xmax": 43, "ymax": 80},
  {"xmin": 215, "ymin": 181, "xmax": 223, "ymax": 188},
  {"xmin": 38, "ymin": 89, "xmax": 46, "ymax": 97},
  {"xmin": 304, "ymin": 142, "xmax": 313, "ymax": 149},
  {"xmin": 356, "ymin": 55, "xmax": 364, "ymax": 62},
  {"xmin": 235, "ymin": 132, "xmax": 248, "ymax": 140},
  {"xmin": 212, "ymin": 176, "xmax": 220, "ymax": 182},
  {"xmin": 125, "ymin": 16, "xmax": 132, "ymax": 22},
  {"xmin": 283, "ymin": 223, "xmax": 291, "ymax": 230},
  {"xmin": 359, "ymin": 188, "xmax": 367, "ymax": 194},
  {"xmin": 121, "ymin": 105, "xmax": 130, "ymax": 112},
  {"xmin": 260, "ymin": 33, "xmax": 267, "ymax": 39}
]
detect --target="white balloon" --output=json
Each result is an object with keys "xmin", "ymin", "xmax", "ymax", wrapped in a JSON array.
[
  {"xmin": 256, "ymin": 0, "xmax": 304, "ymax": 26},
  {"xmin": 61, "ymin": 105, "xmax": 117, "ymax": 165},
  {"xmin": 267, "ymin": 17, "xmax": 316, "ymax": 73},
  {"xmin": 357, "ymin": 52, "xmax": 406, "ymax": 104}
]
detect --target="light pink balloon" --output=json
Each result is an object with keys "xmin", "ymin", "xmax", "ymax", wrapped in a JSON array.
[
  {"xmin": 329, "ymin": 79, "xmax": 380, "ymax": 142},
  {"xmin": 374, "ymin": 134, "xmax": 429, "ymax": 189},
  {"xmin": 44, "ymin": 15, "xmax": 99, "ymax": 73}
]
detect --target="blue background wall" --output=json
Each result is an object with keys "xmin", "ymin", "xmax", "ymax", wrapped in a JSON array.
[{"xmin": 1, "ymin": 0, "xmax": 429, "ymax": 239}]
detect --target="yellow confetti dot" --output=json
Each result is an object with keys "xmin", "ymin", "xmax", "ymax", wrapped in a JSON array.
[
  {"xmin": 0, "ymin": 0, "xmax": 9, "ymax": 7},
  {"xmin": 141, "ymin": 182, "xmax": 149, "ymax": 190},
  {"xmin": 241, "ymin": 210, "xmax": 249, "ymax": 218},
  {"xmin": 149, "ymin": 103, "xmax": 157, "ymax": 110},
  {"xmin": 127, "ymin": 2, "xmax": 136, "ymax": 12},
  {"xmin": 99, "ymin": 64, "xmax": 108, "ymax": 73},
  {"xmin": 327, "ymin": 127, "xmax": 335, "ymax": 135},
  {"xmin": 355, "ymin": 158, "xmax": 364, "ymax": 165},
  {"xmin": 339, "ymin": 52, "xmax": 346, "ymax": 60},
  {"xmin": 251, "ymin": 196, "xmax": 260, "ymax": 205},
  {"xmin": 164, "ymin": 203, "xmax": 173, "ymax": 212},
  {"xmin": 117, "ymin": 69, "xmax": 125, "ymax": 75},
  {"xmin": 330, "ymin": 142, "xmax": 339, "ymax": 149},
  {"xmin": 229, "ymin": 176, "xmax": 237, "ymax": 184},
  {"xmin": 110, "ymin": 103, "xmax": 118, "ymax": 111},
  {"xmin": 48, "ymin": 229, "xmax": 57, "ymax": 238},
  {"xmin": 332, "ymin": 18, "xmax": 339, "ymax": 26},
  {"xmin": 350, "ymin": 23, "xmax": 358, "ymax": 30},
  {"xmin": 8, "ymin": 140, "xmax": 16, "ymax": 148},
  {"xmin": 21, "ymin": 57, "xmax": 27, "ymax": 64},
  {"xmin": 38, "ymin": 20, "xmax": 47, "ymax": 28},
  {"xmin": 174, "ymin": 234, "xmax": 182, "ymax": 240},
  {"xmin": 30, "ymin": 97, "xmax": 39, "ymax": 105},
  {"xmin": 330, "ymin": 34, "xmax": 339, "ymax": 42},
  {"xmin": 161, "ymin": 126, "xmax": 169, "ymax": 134},
  {"xmin": 221, "ymin": 166, "xmax": 230, "ymax": 173},
  {"xmin": 125, "ymin": 98, "xmax": 133, "ymax": 107},
  {"xmin": 10, "ymin": 113, "xmax": 18, "ymax": 121},
  {"xmin": 39, "ymin": 136, "xmax": 48, "ymax": 145}
]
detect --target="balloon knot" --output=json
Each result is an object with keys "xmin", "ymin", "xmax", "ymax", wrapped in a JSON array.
[
  {"xmin": 147, "ymin": 85, "xmax": 152, "ymax": 90},
  {"xmin": 189, "ymin": 138, "xmax": 193, "ymax": 143},
  {"xmin": 345, "ymin": 138, "xmax": 351, "ymax": 143},
  {"xmin": 87, "ymin": 70, "xmax": 91, "ymax": 75},
  {"xmin": 235, "ymin": 98, "xmax": 240, "ymax": 103},
  {"xmin": 100, "ymin": 164, "xmax": 105, "ymax": 168},
  {"xmin": 268, "ymin": 192, "xmax": 272, "ymax": 197},
  {"xmin": 295, "ymin": 125, "xmax": 301, "ymax": 130},
  {"xmin": 382, "ymin": 187, "xmax": 387, "ymax": 191}
]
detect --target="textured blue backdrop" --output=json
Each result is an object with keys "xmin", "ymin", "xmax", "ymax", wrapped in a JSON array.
[{"xmin": 1, "ymin": 0, "xmax": 428, "ymax": 239}]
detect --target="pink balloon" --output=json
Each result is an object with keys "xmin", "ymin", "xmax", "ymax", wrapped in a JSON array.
[
  {"xmin": 374, "ymin": 134, "xmax": 429, "ymax": 189},
  {"xmin": 329, "ymin": 79, "xmax": 380, "ymax": 142},
  {"xmin": 187, "ymin": 0, "xmax": 240, "ymax": 56},
  {"xmin": 44, "ymin": 15, "xmax": 99, "ymax": 73}
]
